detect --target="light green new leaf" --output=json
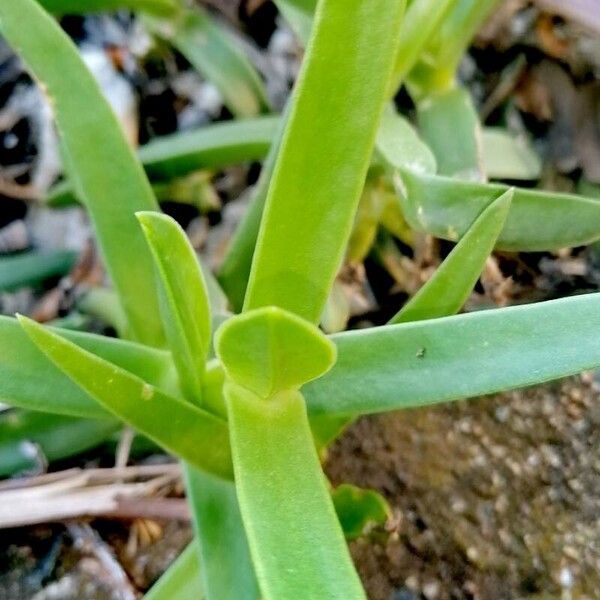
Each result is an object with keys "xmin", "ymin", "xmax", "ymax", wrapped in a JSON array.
[
  {"xmin": 417, "ymin": 87, "xmax": 484, "ymax": 180},
  {"xmin": 225, "ymin": 384, "xmax": 365, "ymax": 600},
  {"xmin": 18, "ymin": 316, "xmax": 232, "ymax": 479},
  {"xmin": 0, "ymin": 316, "xmax": 174, "ymax": 419},
  {"xmin": 244, "ymin": 0, "xmax": 405, "ymax": 323},
  {"xmin": 305, "ymin": 293, "xmax": 600, "ymax": 417},
  {"xmin": 144, "ymin": 543, "xmax": 203, "ymax": 600},
  {"xmin": 390, "ymin": 189, "xmax": 512, "ymax": 323},
  {"xmin": 138, "ymin": 212, "xmax": 211, "ymax": 403},
  {"xmin": 331, "ymin": 484, "xmax": 391, "ymax": 542},
  {"xmin": 147, "ymin": 7, "xmax": 269, "ymax": 119},
  {"xmin": 482, "ymin": 127, "xmax": 542, "ymax": 181},
  {"xmin": 0, "ymin": 0, "xmax": 164, "ymax": 346},
  {"xmin": 375, "ymin": 105, "xmax": 437, "ymax": 174},
  {"xmin": 0, "ymin": 410, "xmax": 119, "ymax": 477},
  {"xmin": 184, "ymin": 466, "xmax": 260, "ymax": 600},
  {"xmin": 0, "ymin": 250, "xmax": 77, "ymax": 292},
  {"xmin": 216, "ymin": 307, "xmax": 336, "ymax": 399},
  {"xmin": 397, "ymin": 169, "xmax": 600, "ymax": 251},
  {"xmin": 38, "ymin": 0, "xmax": 179, "ymax": 16}
]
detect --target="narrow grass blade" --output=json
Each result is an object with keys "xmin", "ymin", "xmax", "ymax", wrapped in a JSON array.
[
  {"xmin": 38, "ymin": 0, "xmax": 179, "ymax": 16},
  {"xmin": 0, "ymin": 316, "xmax": 175, "ymax": 419},
  {"xmin": 0, "ymin": 250, "xmax": 77, "ymax": 292},
  {"xmin": 390, "ymin": 190, "xmax": 512, "ymax": 323},
  {"xmin": 184, "ymin": 466, "xmax": 260, "ymax": 600},
  {"xmin": 0, "ymin": 410, "xmax": 119, "ymax": 477},
  {"xmin": 144, "ymin": 543, "xmax": 203, "ymax": 600},
  {"xmin": 225, "ymin": 384, "xmax": 365, "ymax": 600},
  {"xmin": 18, "ymin": 316, "xmax": 232, "ymax": 479},
  {"xmin": 304, "ymin": 293, "xmax": 600, "ymax": 417},
  {"xmin": 482, "ymin": 128, "xmax": 542, "ymax": 181},
  {"xmin": 417, "ymin": 87, "xmax": 484, "ymax": 180},
  {"xmin": 397, "ymin": 169, "xmax": 600, "ymax": 251},
  {"xmin": 244, "ymin": 0, "xmax": 405, "ymax": 323},
  {"xmin": 147, "ymin": 7, "xmax": 269, "ymax": 118},
  {"xmin": 137, "ymin": 213, "xmax": 211, "ymax": 403},
  {"xmin": 0, "ymin": 0, "xmax": 164, "ymax": 346}
]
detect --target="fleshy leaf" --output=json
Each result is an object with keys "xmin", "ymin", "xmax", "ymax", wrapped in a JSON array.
[
  {"xmin": 38, "ymin": 0, "xmax": 178, "ymax": 16},
  {"xmin": 0, "ymin": 0, "xmax": 165, "ymax": 346},
  {"xmin": 417, "ymin": 87, "xmax": 484, "ymax": 180},
  {"xmin": 390, "ymin": 189, "xmax": 512, "ymax": 323},
  {"xmin": 243, "ymin": 0, "xmax": 405, "ymax": 323},
  {"xmin": 138, "ymin": 212, "xmax": 211, "ymax": 403},
  {"xmin": 332, "ymin": 484, "xmax": 391, "ymax": 541},
  {"xmin": 376, "ymin": 105, "xmax": 437, "ymax": 174},
  {"xmin": 226, "ymin": 384, "xmax": 365, "ymax": 600},
  {"xmin": 0, "ymin": 316, "xmax": 175, "ymax": 419},
  {"xmin": 18, "ymin": 316, "xmax": 232, "ymax": 479},
  {"xmin": 397, "ymin": 169, "xmax": 600, "ymax": 251},
  {"xmin": 0, "ymin": 410, "xmax": 119, "ymax": 477},
  {"xmin": 215, "ymin": 307, "xmax": 336, "ymax": 399},
  {"xmin": 0, "ymin": 250, "xmax": 77, "ymax": 292},
  {"xmin": 184, "ymin": 466, "xmax": 260, "ymax": 600},
  {"xmin": 304, "ymin": 293, "xmax": 600, "ymax": 417},
  {"xmin": 482, "ymin": 127, "xmax": 542, "ymax": 181}
]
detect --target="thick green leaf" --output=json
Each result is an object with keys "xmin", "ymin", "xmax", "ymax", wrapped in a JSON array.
[
  {"xmin": 407, "ymin": 0, "xmax": 500, "ymax": 96},
  {"xmin": 140, "ymin": 116, "xmax": 277, "ymax": 178},
  {"xmin": 225, "ymin": 384, "xmax": 365, "ymax": 600},
  {"xmin": 390, "ymin": 0, "xmax": 457, "ymax": 93},
  {"xmin": 0, "ymin": 250, "xmax": 77, "ymax": 292},
  {"xmin": 184, "ymin": 466, "xmax": 260, "ymax": 600},
  {"xmin": 417, "ymin": 87, "xmax": 484, "ymax": 180},
  {"xmin": 375, "ymin": 105, "xmax": 436, "ymax": 174},
  {"xmin": 332, "ymin": 484, "xmax": 390, "ymax": 541},
  {"xmin": 0, "ymin": 410, "xmax": 119, "ymax": 477},
  {"xmin": 429, "ymin": 0, "xmax": 500, "ymax": 83},
  {"xmin": 244, "ymin": 0, "xmax": 405, "ymax": 323},
  {"xmin": 0, "ymin": 316, "xmax": 175, "ymax": 419},
  {"xmin": 138, "ymin": 213, "xmax": 211, "ymax": 403},
  {"xmin": 144, "ymin": 543, "xmax": 203, "ymax": 600},
  {"xmin": 38, "ymin": 0, "xmax": 179, "ymax": 16},
  {"xmin": 18, "ymin": 316, "xmax": 232, "ymax": 479},
  {"xmin": 216, "ymin": 307, "xmax": 336, "ymax": 399},
  {"xmin": 305, "ymin": 293, "xmax": 600, "ymax": 416},
  {"xmin": 0, "ymin": 0, "xmax": 164, "ymax": 346},
  {"xmin": 397, "ymin": 169, "xmax": 600, "ymax": 251},
  {"xmin": 147, "ymin": 7, "xmax": 269, "ymax": 119},
  {"xmin": 482, "ymin": 127, "xmax": 542, "ymax": 181},
  {"xmin": 48, "ymin": 117, "xmax": 278, "ymax": 206},
  {"xmin": 390, "ymin": 190, "xmax": 512, "ymax": 323}
]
